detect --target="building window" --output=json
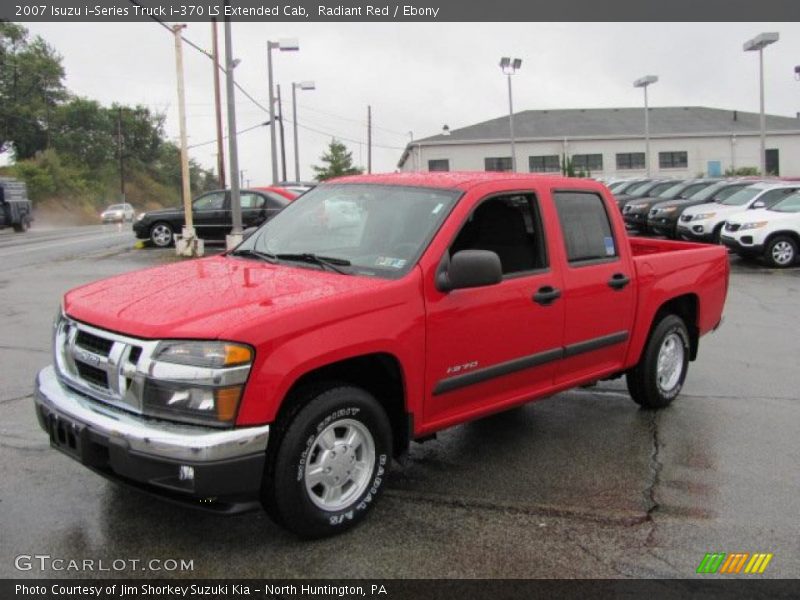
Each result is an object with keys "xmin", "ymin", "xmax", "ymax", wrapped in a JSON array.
[
  {"xmin": 659, "ymin": 151, "xmax": 688, "ymax": 169},
  {"xmin": 572, "ymin": 154, "xmax": 603, "ymax": 172},
  {"xmin": 529, "ymin": 155, "xmax": 560, "ymax": 173},
  {"xmin": 428, "ymin": 159, "xmax": 450, "ymax": 172},
  {"xmin": 484, "ymin": 157, "xmax": 513, "ymax": 172},
  {"xmin": 616, "ymin": 152, "xmax": 645, "ymax": 170}
]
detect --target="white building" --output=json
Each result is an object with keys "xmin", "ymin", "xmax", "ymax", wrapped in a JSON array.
[{"xmin": 397, "ymin": 107, "xmax": 800, "ymax": 178}]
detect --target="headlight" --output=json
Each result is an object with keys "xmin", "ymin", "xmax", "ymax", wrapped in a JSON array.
[
  {"xmin": 136, "ymin": 213, "xmax": 146, "ymax": 221},
  {"xmin": 629, "ymin": 203, "xmax": 647, "ymax": 210},
  {"xmin": 692, "ymin": 212, "xmax": 716, "ymax": 220},
  {"xmin": 154, "ymin": 340, "xmax": 253, "ymax": 368},
  {"xmin": 144, "ymin": 341, "xmax": 254, "ymax": 427},
  {"xmin": 739, "ymin": 221, "xmax": 767, "ymax": 230},
  {"xmin": 659, "ymin": 207, "xmax": 677, "ymax": 213}
]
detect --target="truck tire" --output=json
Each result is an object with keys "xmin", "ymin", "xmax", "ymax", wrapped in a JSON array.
[
  {"xmin": 262, "ymin": 385, "xmax": 392, "ymax": 538},
  {"xmin": 149, "ymin": 222, "xmax": 174, "ymax": 247},
  {"xmin": 764, "ymin": 235, "xmax": 797, "ymax": 268},
  {"xmin": 12, "ymin": 219, "xmax": 29, "ymax": 233},
  {"xmin": 626, "ymin": 314, "xmax": 690, "ymax": 409}
]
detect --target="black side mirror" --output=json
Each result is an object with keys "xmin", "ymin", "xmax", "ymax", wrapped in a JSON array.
[
  {"xmin": 436, "ymin": 250, "xmax": 502, "ymax": 292},
  {"xmin": 751, "ymin": 201, "xmax": 765, "ymax": 209}
]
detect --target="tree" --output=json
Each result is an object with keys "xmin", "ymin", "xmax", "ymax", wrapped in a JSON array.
[
  {"xmin": 312, "ymin": 139, "xmax": 363, "ymax": 181},
  {"xmin": 0, "ymin": 23, "xmax": 66, "ymax": 158}
]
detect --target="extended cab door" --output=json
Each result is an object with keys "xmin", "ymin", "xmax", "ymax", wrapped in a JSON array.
[
  {"xmin": 422, "ymin": 189, "xmax": 565, "ymax": 430},
  {"xmin": 551, "ymin": 190, "xmax": 635, "ymax": 385}
]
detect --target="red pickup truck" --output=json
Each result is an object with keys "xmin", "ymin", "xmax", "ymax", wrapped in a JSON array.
[{"xmin": 34, "ymin": 172, "xmax": 728, "ymax": 538}]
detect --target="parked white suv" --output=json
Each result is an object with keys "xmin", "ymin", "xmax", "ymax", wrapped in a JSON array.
[
  {"xmin": 677, "ymin": 182, "xmax": 800, "ymax": 244},
  {"xmin": 721, "ymin": 192, "xmax": 800, "ymax": 267}
]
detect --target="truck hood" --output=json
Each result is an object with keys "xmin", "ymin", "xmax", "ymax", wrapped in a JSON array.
[{"xmin": 64, "ymin": 255, "xmax": 387, "ymax": 339}]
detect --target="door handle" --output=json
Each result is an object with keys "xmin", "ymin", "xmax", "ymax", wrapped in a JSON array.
[
  {"xmin": 533, "ymin": 286, "xmax": 561, "ymax": 306},
  {"xmin": 608, "ymin": 273, "xmax": 630, "ymax": 290}
]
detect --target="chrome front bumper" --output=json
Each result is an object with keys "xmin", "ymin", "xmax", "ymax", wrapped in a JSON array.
[
  {"xmin": 35, "ymin": 365, "xmax": 270, "ymax": 462},
  {"xmin": 34, "ymin": 365, "xmax": 270, "ymax": 508}
]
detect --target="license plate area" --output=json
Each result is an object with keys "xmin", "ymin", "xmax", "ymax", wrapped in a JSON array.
[{"xmin": 48, "ymin": 414, "xmax": 86, "ymax": 462}]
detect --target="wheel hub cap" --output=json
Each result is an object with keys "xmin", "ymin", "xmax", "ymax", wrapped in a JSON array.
[
  {"xmin": 656, "ymin": 333, "xmax": 685, "ymax": 393},
  {"xmin": 772, "ymin": 242, "xmax": 793, "ymax": 265},
  {"xmin": 304, "ymin": 418, "xmax": 375, "ymax": 511}
]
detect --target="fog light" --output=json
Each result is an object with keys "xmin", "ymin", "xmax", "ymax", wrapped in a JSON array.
[
  {"xmin": 693, "ymin": 225, "xmax": 704, "ymax": 233},
  {"xmin": 179, "ymin": 465, "xmax": 195, "ymax": 481}
]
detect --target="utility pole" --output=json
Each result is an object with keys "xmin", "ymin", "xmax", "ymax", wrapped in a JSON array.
[
  {"xmin": 211, "ymin": 18, "xmax": 226, "ymax": 188},
  {"xmin": 367, "ymin": 105, "xmax": 372, "ymax": 174},
  {"xmin": 117, "ymin": 107, "xmax": 125, "ymax": 202},
  {"xmin": 277, "ymin": 84, "xmax": 287, "ymax": 182},
  {"xmin": 224, "ymin": 10, "xmax": 243, "ymax": 249},
  {"xmin": 172, "ymin": 24, "xmax": 201, "ymax": 257}
]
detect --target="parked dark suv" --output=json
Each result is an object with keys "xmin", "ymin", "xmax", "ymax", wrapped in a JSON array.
[
  {"xmin": 0, "ymin": 177, "xmax": 33, "ymax": 233},
  {"xmin": 622, "ymin": 178, "xmax": 719, "ymax": 234},
  {"xmin": 133, "ymin": 188, "xmax": 290, "ymax": 247}
]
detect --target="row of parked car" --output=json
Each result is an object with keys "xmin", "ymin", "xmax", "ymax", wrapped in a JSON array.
[{"xmin": 603, "ymin": 176, "xmax": 800, "ymax": 268}]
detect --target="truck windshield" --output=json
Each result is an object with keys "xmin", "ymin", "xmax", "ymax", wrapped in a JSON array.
[{"xmin": 235, "ymin": 183, "xmax": 461, "ymax": 278}]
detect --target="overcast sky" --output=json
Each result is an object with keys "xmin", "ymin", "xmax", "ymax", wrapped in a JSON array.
[{"xmin": 18, "ymin": 22, "xmax": 800, "ymax": 186}]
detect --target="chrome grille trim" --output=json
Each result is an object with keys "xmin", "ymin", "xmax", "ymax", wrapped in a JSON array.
[{"xmin": 55, "ymin": 316, "xmax": 158, "ymax": 414}]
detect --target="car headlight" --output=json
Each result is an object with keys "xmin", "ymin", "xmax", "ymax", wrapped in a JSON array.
[
  {"xmin": 143, "ymin": 341, "xmax": 254, "ymax": 427},
  {"xmin": 136, "ymin": 213, "xmax": 146, "ymax": 222},
  {"xmin": 739, "ymin": 221, "xmax": 767, "ymax": 231},
  {"xmin": 692, "ymin": 212, "xmax": 716, "ymax": 220}
]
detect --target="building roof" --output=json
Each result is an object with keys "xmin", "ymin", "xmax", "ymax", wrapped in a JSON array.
[{"xmin": 417, "ymin": 106, "xmax": 800, "ymax": 145}]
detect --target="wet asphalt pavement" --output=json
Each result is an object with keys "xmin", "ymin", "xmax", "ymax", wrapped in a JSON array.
[{"xmin": 0, "ymin": 225, "xmax": 798, "ymax": 579}]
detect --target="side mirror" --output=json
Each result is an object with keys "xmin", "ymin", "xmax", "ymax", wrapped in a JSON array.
[
  {"xmin": 436, "ymin": 250, "xmax": 502, "ymax": 292},
  {"xmin": 751, "ymin": 201, "xmax": 765, "ymax": 209}
]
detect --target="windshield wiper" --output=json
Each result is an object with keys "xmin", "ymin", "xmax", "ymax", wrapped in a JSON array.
[
  {"xmin": 274, "ymin": 253, "xmax": 351, "ymax": 274},
  {"xmin": 229, "ymin": 248, "xmax": 277, "ymax": 263}
]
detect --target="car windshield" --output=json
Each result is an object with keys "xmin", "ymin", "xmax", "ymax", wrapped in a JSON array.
[
  {"xmin": 719, "ymin": 187, "xmax": 763, "ymax": 206},
  {"xmin": 769, "ymin": 194, "xmax": 800, "ymax": 213},
  {"xmin": 688, "ymin": 182, "xmax": 728, "ymax": 202},
  {"xmin": 235, "ymin": 183, "xmax": 461, "ymax": 279},
  {"xmin": 626, "ymin": 181, "xmax": 653, "ymax": 195},
  {"xmin": 657, "ymin": 183, "xmax": 687, "ymax": 199},
  {"xmin": 107, "ymin": 204, "xmax": 126, "ymax": 210}
]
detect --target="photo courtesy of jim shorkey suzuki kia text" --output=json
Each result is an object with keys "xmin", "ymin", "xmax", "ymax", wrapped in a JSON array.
[{"xmin": 14, "ymin": 583, "xmax": 387, "ymax": 597}]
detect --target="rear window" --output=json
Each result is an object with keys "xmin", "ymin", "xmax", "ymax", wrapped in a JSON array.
[{"xmin": 553, "ymin": 191, "xmax": 618, "ymax": 264}]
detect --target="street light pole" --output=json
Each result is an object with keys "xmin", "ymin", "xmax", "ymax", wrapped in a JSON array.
[
  {"xmin": 223, "ymin": 14, "xmax": 242, "ymax": 250},
  {"xmin": 267, "ymin": 39, "xmax": 299, "ymax": 184},
  {"xmin": 292, "ymin": 80, "xmax": 315, "ymax": 181},
  {"xmin": 744, "ymin": 32, "xmax": 779, "ymax": 176},
  {"xmin": 634, "ymin": 75, "xmax": 658, "ymax": 177},
  {"xmin": 499, "ymin": 57, "xmax": 522, "ymax": 172}
]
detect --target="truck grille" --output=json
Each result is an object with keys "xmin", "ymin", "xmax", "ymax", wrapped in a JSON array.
[
  {"xmin": 76, "ymin": 330, "xmax": 114, "ymax": 356},
  {"xmin": 54, "ymin": 316, "xmax": 157, "ymax": 414},
  {"xmin": 725, "ymin": 223, "xmax": 741, "ymax": 232}
]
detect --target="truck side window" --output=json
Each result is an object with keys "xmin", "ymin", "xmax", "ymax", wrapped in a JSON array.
[
  {"xmin": 450, "ymin": 194, "xmax": 547, "ymax": 275},
  {"xmin": 553, "ymin": 191, "xmax": 617, "ymax": 264}
]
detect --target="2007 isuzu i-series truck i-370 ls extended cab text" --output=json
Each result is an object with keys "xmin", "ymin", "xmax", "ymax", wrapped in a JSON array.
[{"xmin": 34, "ymin": 172, "xmax": 729, "ymax": 538}]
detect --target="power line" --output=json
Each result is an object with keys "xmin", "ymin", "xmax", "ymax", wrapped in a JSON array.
[
  {"xmin": 187, "ymin": 121, "xmax": 269, "ymax": 149},
  {"xmin": 128, "ymin": 0, "xmax": 269, "ymax": 114},
  {"xmin": 130, "ymin": 2, "xmax": 408, "ymax": 153}
]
